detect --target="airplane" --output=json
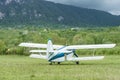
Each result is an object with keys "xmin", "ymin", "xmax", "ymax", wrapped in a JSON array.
[{"xmin": 19, "ymin": 39, "xmax": 116, "ymax": 65}]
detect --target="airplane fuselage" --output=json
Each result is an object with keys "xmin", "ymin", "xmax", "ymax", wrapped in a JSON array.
[{"xmin": 48, "ymin": 47, "xmax": 74, "ymax": 62}]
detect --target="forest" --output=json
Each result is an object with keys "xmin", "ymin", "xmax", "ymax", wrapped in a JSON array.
[
  {"xmin": 0, "ymin": 0, "xmax": 120, "ymax": 27},
  {"xmin": 0, "ymin": 26, "xmax": 120, "ymax": 55}
]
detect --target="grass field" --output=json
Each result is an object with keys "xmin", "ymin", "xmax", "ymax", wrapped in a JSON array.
[{"xmin": 0, "ymin": 55, "xmax": 120, "ymax": 80}]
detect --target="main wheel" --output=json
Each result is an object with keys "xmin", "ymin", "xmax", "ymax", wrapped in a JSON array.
[
  {"xmin": 58, "ymin": 62, "xmax": 61, "ymax": 64},
  {"xmin": 76, "ymin": 61, "xmax": 79, "ymax": 65},
  {"xmin": 49, "ymin": 62, "xmax": 52, "ymax": 65}
]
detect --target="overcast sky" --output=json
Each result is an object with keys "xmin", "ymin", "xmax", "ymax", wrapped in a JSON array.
[{"xmin": 46, "ymin": 0, "xmax": 120, "ymax": 15}]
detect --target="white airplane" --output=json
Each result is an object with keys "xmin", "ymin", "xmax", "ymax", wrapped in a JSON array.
[{"xmin": 19, "ymin": 40, "xmax": 116, "ymax": 65}]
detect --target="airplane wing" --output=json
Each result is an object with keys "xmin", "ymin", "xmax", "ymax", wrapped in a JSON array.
[
  {"xmin": 65, "ymin": 44, "xmax": 116, "ymax": 50},
  {"xmin": 19, "ymin": 43, "xmax": 63, "ymax": 49},
  {"xmin": 30, "ymin": 50, "xmax": 72, "ymax": 53},
  {"xmin": 67, "ymin": 56, "xmax": 104, "ymax": 61}
]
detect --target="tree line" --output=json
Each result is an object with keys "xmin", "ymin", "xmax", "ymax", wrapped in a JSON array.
[{"xmin": 0, "ymin": 26, "xmax": 120, "ymax": 55}]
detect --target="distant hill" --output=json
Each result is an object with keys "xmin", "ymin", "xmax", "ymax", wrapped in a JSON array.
[{"xmin": 0, "ymin": 0, "xmax": 120, "ymax": 27}]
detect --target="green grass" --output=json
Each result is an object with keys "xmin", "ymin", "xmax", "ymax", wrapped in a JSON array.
[{"xmin": 0, "ymin": 55, "xmax": 120, "ymax": 80}]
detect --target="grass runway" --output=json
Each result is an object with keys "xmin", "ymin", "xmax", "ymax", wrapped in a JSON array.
[{"xmin": 0, "ymin": 55, "xmax": 120, "ymax": 80}]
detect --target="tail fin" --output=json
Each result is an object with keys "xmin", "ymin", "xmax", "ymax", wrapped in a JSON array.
[{"xmin": 47, "ymin": 39, "xmax": 54, "ymax": 58}]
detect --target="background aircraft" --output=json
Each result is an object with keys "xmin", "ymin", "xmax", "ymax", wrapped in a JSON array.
[{"xmin": 19, "ymin": 40, "xmax": 116, "ymax": 65}]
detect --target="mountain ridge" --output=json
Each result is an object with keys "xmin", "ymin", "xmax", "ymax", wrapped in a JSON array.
[{"xmin": 0, "ymin": 0, "xmax": 120, "ymax": 27}]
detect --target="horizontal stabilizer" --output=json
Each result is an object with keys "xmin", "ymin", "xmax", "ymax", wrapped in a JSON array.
[
  {"xmin": 68, "ymin": 56, "xmax": 104, "ymax": 61},
  {"xmin": 29, "ymin": 54, "xmax": 47, "ymax": 59},
  {"xmin": 30, "ymin": 50, "xmax": 47, "ymax": 53}
]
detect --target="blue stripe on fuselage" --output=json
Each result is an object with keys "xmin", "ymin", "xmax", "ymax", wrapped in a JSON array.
[
  {"xmin": 49, "ymin": 46, "xmax": 72, "ymax": 62},
  {"xmin": 48, "ymin": 52, "xmax": 72, "ymax": 62},
  {"xmin": 48, "ymin": 53, "xmax": 64, "ymax": 61}
]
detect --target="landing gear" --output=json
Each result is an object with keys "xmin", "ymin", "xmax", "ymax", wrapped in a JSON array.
[
  {"xmin": 49, "ymin": 62, "xmax": 61, "ymax": 65},
  {"xmin": 76, "ymin": 61, "xmax": 79, "ymax": 65},
  {"xmin": 58, "ymin": 62, "xmax": 61, "ymax": 64},
  {"xmin": 49, "ymin": 62, "xmax": 52, "ymax": 65}
]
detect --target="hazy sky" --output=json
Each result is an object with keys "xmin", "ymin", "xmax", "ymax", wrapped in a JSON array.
[{"xmin": 46, "ymin": 0, "xmax": 120, "ymax": 15}]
